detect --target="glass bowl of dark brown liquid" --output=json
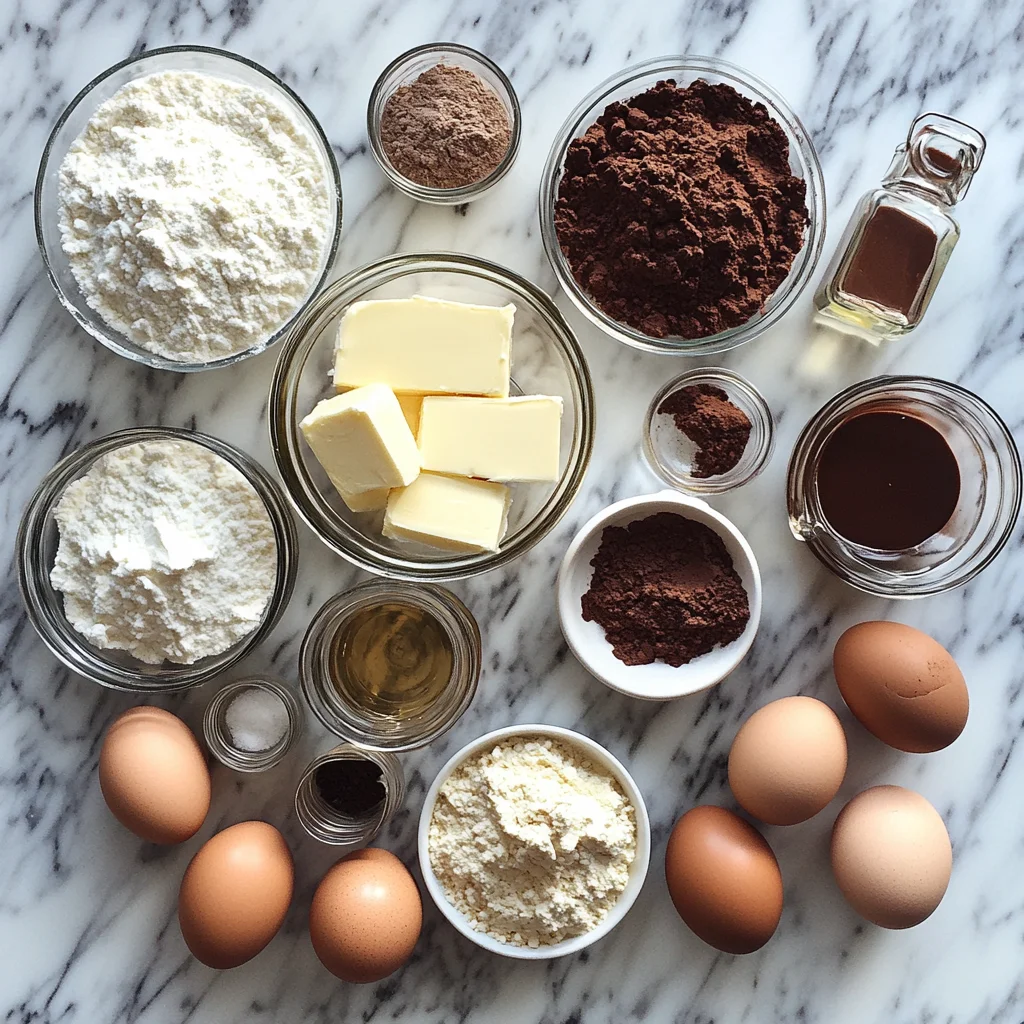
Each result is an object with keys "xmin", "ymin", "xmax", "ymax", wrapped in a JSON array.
[{"xmin": 787, "ymin": 376, "xmax": 1020, "ymax": 597}]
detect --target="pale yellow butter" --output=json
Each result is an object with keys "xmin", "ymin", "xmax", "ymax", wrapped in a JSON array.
[
  {"xmin": 300, "ymin": 383, "xmax": 419, "ymax": 510},
  {"xmin": 417, "ymin": 395, "xmax": 563, "ymax": 482},
  {"xmin": 334, "ymin": 295, "xmax": 514, "ymax": 397},
  {"xmin": 337, "ymin": 485, "xmax": 391, "ymax": 513},
  {"xmin": 383, "ymin": 473, "xmax": 510, "ymax": 553}
]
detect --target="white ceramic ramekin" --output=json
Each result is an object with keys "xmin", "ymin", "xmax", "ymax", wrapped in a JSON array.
[
  {"xmin": 557, "ymin": 491, "xmax": 762, "ymax": 700},
  {"xmin": 417, "ymin": 724, "xmax": 651, "ymax": 960}
]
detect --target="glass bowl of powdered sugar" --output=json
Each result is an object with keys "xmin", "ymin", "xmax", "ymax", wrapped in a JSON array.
[
  {"xmin": 17, "ymin": 427, "xmax": 297, "ymax": 692},
  {"xmin": 35, "ymin": 45, "xmax": 342, "ymax": 372}
]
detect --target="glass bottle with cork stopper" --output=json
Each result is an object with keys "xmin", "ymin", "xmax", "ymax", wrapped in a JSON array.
[{"xmin": 814, "ymin": 113, "xmax": 985, "ymax": 341}]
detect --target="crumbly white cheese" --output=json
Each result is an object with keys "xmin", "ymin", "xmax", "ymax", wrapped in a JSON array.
[
  {"xmin": 50, "ymin": 440, "xmax": 277, "ymax": 665},
  {"xmin": 428, "ymin": 737, "xmax": 637, "ymax": 947},
  {"xmin": 58, "ymin": 70, "xmax": 331, "ymax": 363}
]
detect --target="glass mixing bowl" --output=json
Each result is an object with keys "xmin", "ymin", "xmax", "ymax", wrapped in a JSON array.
[
  {"xmin": 539, "ymin": 55, "xmax": 826, "ymax": 356},
  {"xmin": 34, "ymin": 45, "xmax": 342, "ymax": 373},
  {"xmin": 270, "ymin": 252, "xmax": 595, "ymax": 581},
  {"xmin": 18, "ymin": 427, "xmax": 298, "ymax": 691}
]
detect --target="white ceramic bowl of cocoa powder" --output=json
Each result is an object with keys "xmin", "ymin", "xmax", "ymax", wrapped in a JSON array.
[{"xmin": 557, "ymin": 491, "xmax": 762, "ymax": 699}]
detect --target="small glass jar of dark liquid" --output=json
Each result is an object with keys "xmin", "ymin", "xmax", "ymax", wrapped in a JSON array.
[{"xmin": 814, "ymin": 113, "xmax": 985, "ymax": 341}]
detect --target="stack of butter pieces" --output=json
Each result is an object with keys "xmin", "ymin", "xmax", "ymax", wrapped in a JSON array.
[{"xmin": 300, "ymin": 295, "xmax": 563, "ymax": 554}]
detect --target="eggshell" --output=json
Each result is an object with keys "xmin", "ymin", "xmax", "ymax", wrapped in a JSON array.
[
  {"xmin": 831, "ymin": 786, "xmax": 952, "ymax": 929},
  {"xmin": 665, "ymin": 806, "xmax": 783, "ymax": 954},
  {"xmin": 310, "ymin": 847, "xmax": 422, "ymax": 983},
  {"xmin": 833, "ymin": 621, "xmax": 968, "ymax": 752},
  {"xmin": 728, "ymin": 696, "xmax": 848, "ymax": 826},
  {"xmin": 99, "ymin": 706, "xmax": 211, "ymax": 844},
  {"xmin": 178, "ymin": 821, "xmax": 294, "ymax": 969}
]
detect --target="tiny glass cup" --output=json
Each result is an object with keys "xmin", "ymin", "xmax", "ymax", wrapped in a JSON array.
[
  {"xmin": 366, "ymin": 42, "xmax": 521, "ymax": 204},
  {"xmin": 643, "ymin": 368, "xmax": 775, "ymax": 494},
  {"xmin": 299, "ymin": 579, "xmax": 481, "ymax": 751},
  {"xmin": 294, "ymin": 744, "xmax": 406, "ymax": 847},
  {"xmin": 202, "ymin": 676, "xmax": 303, "ymax": 772}
]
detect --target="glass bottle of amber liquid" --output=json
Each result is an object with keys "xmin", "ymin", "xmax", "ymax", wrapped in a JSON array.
[{"xmin": 814, "ymin": 113, "xmax": 985, "ymax": 341}]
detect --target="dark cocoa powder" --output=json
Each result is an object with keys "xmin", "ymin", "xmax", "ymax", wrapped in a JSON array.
[
  {"xmin": 659, "ymin": 383, "xmax": 752, "ymax": 477},
  {"xmin": 555, "ymin": 79, "xmax": 808, "ymax": 339},
  {"xmin": 581, "ymin": 512, "xmax": 750, "ymax": 667}
]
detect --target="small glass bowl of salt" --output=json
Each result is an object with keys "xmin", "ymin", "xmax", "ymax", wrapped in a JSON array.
[{"xmin": 203, "ymin": 676, "xmax": 302, "ymax": 772}]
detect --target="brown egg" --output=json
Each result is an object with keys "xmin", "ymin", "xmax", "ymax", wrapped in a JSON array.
[
  {"xmin": 665, "ymin": 806, "xmax": 783, "ymax": 954},
  {"xmin": 99, "ymin": 706, "xmax": 211, "ymax": 844},
  {"xmin": 310, "ymin": 847, "xmax": 422, "ymax": 983},
  {"xmin": 178, "ymin": 821, "xmax": 294, "ymax": 969},
  {"xmin": 728, "ymin": 696, "xmax": 848, "ymax": 826},
  {"xmin": 833, "ymin": 621, "xmax": 968, "ymax": 752},
  {"xmin": 831, "ymin": 786, "xmax": 952, "ymax": 929}
]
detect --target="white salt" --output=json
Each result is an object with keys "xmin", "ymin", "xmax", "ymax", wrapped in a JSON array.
[{"xmin": 225, "ymin": 687, "xmax": 289, "ymax": 752}]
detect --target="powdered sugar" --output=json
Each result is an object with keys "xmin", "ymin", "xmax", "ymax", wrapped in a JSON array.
[
  {"xmin": 50, "ymin": 439, "xmax": 277, "ymax": 665},
  {"xmin": 58, "ymin": 69, "xmax": 332, "ymax": 363}
]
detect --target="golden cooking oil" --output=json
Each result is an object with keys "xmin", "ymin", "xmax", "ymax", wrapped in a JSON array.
[{"xmin": 328, "ymin": 601, "xmax": 454, "ymax": 718}]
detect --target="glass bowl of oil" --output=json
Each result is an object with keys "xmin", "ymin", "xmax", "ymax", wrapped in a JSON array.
[
  {"xmin": 299, "ymin": 579, "xmax": 481, "ymax": 751},
  {"xmin": 269, "ymin": 252, "xmax": 595, "ymax": 581}
]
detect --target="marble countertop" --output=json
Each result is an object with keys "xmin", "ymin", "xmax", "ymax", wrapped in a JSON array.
[{"xmin": 3, "ymin": 0, "xmax": 1024, "ymax": 1021}]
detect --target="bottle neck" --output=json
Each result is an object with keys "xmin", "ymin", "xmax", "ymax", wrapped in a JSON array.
[{"xmin": 883, "ymin": 113, "xmax": 985, "ymax": 207}]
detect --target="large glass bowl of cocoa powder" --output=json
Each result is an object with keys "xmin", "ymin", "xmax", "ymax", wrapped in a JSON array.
[{"xmin": 539, "ymin": 56, "xmax": 826, "ymax": 356}]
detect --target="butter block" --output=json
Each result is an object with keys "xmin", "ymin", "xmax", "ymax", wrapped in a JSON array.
[
  {"xmin": 337, "ymin": 485, "xmax": 391, "ymax": 513},
  {"xmin": 417, "ymin": 395, "xmax": 563, "ymax": 482},
  {"xmin": 383, "ymin": 473, "xmax": 510, "ymax": 553},
  {"xmin": 300, "ymin": 384, "xmax": 420, "ymax": 507},
  {"xmin": 334, "ymin": 295, "xmax": 514, "ymax": 397}
]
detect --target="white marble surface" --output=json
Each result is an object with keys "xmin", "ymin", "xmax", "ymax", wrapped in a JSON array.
[{"xmin": 2, "ymin": 0, "xmax": 1023, "ymax": 1021}]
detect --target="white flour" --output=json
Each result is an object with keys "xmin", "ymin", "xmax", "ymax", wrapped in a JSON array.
[
  {"xmin": 50, "ymin": 439, "xmax": 277, "ymax": 665},
  {"xmin": 428, "ymin": 737, "xmax": 637, "ymax": 947},
  {"xmin": 58, "ymin": 70, "xmax": 332, "ymax": 363}
]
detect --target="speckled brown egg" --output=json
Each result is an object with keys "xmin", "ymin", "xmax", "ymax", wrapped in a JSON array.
[
  {"xmin": 665, "ymin": 806, "xmax": 783, "ymax": 954},
  {"xmin": 99, "ymin": 706, "xmax": 211, "ymax": 844},
  {"xmin": 309, "ymin": 847, "xmax": 422, "ymax": 983},
  {"xmin": 831, "ymin": 786, "xmax": 952, "ymax": 929},
  {"xmin": 728, "ymin": 696, "xmax": 848, "ymax": 826},
  {"xmin": 833, "ymin": 621, "xmax": 968, "ymax": 753},
  {"xmin": 178, "ymin": 821, "xmax": 294, "ymax": 969}
]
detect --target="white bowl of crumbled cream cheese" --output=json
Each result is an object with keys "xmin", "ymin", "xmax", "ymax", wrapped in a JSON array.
[
  {"xmin": 418, "ymin": 724, "xmax": 651, "ymax": 959},
  {"xmin": 35, "ymin": 46, "xmax": 341, "ymax": 372}
]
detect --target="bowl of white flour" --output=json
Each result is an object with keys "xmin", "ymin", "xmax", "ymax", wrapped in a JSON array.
[
  {"xmin": 35, "ymin": 46, "xmax": 341, "ymax": 372},
  {"xmin": 419, "ymin": 724, "xmax": 651, "ymax": 959},
  {"xmin": 17, "ymin": 427, "xmax": 298, "ymax": 691}
]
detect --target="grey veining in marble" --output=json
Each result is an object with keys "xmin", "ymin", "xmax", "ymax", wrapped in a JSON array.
[{"xmin": 2, "ymin": 0, "xmax": 1024, "ymax": 1021}]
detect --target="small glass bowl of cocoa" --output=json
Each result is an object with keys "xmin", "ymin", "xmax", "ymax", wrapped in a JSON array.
[
  {"xmin": 367, "ymin": 43, "xmax": 522, "ymax": 205},
  {"xmin": 643, "ymin": 368, "xmax": 775, "ymax": 494},
  {"xmin": 539, "ymin": 55, "xmax": 826, "ymax": 355}
]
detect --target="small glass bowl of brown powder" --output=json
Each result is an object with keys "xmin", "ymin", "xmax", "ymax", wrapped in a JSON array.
[
  {"xmin": 539, "ymin": 56, "xmax": 826, "ymax": 355},
  {"xmin": 643, "ymin": 368, "xmax": 775, "ymax": 494},
  {"xmin": 368, "ymin": 43, "xmax": 521, "ymax": 204}
]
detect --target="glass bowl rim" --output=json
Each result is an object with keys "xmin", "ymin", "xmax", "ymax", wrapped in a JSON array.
[
  {"xmin": 269, "ymin": 250, "xmax": 595, "ymax": 581},
  {"xmin": 366, "ymin": 41, "xmax": 522, "ymax": 204},
  {"xmin": 33, "ymin": 43, "xmax": 343, "ymax": 374},
  {"xmin": 538, "ymin": 53, "xmax": 827, "ymax": 356},
  {"xmin": 643, "ymin": 366, "xmax": 776, "ymax": 493},
  {"xmin": 786, "ymin": 374, "xmax": 1022, "ymax": 597},
  {"xmin": 17, "ymin": 425, "xmax": 298, "ymax": 691}
]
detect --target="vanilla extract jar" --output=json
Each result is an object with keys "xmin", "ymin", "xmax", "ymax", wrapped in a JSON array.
[
  {"xmin": 814, "ymin": 113, "xmax": 985, "ymax": 340},
  {"xmin": 299, "ymin": 580, "xmax": 481, "ymax": 751}
]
